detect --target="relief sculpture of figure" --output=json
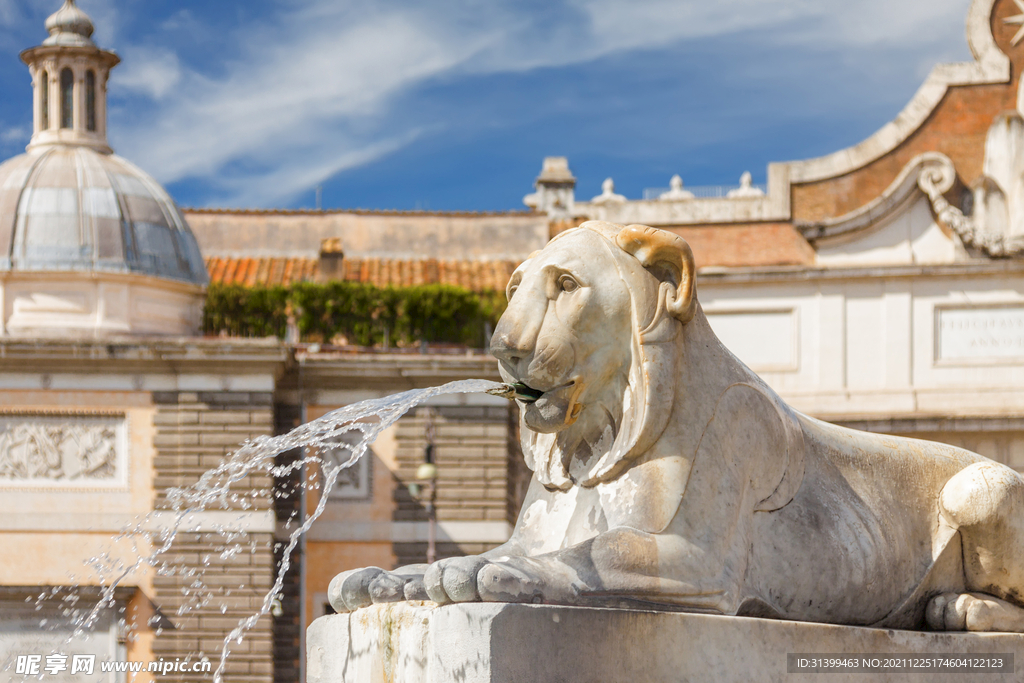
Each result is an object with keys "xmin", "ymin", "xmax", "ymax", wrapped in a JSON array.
[{"xmin": 330, "ymin": 221, "xmax": 1024, "ymax": 633}]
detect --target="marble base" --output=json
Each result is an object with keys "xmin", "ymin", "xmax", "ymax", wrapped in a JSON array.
[{"xmin": 306, "ymin": 602, "xmax": 1024, "ymax": 683}]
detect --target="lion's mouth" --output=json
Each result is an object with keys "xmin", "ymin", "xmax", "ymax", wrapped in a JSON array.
[
  {"xmin": 508, "ymin": 382, "xmax": 544, "ymax": 403},
  {"xmin": 498, "ymin": 380, "xmax": 576, "ymax": 405}
]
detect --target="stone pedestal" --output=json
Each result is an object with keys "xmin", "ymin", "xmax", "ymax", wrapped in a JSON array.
[{"xmin": 307, "ymin": 602, "xmax": 1024, "ymax": 683}]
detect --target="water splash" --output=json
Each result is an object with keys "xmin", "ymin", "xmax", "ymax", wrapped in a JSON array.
[{"xmin": 64, "ymin": 378, "xmax": 506, "ymax": 682}]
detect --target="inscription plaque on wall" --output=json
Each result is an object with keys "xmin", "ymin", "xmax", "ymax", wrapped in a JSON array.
[
  {"xmin": 937, "ymin": 306, "xmax": 1024, "ymax": 361},
  {"xmin": 0, "ymin": 414, "xmax": 128, "ymax": 488}
]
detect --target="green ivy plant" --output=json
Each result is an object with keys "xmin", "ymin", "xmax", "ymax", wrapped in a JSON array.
[{"xmin": 203, "ymin": 282, "xmax": 507, "ymax": 348}]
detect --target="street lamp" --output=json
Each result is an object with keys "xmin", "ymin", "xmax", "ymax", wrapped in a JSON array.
[{"xmin": 407, "ymin": 411, "xmax": 439, "ymax": 564}]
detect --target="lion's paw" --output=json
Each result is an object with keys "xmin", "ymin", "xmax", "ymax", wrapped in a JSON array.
[
  {"xmin": 328, "ymin": 566, "xmax": 385, "ymax": 613},
  {"xmin": 477, "ymin": 561, "xmax": 545, "ymax": 603},
  {"xmin": 424, "ymin": 556, "xmax": 491, "ymax": 604},
  {"xmin": 328, "ymin": 564, "xmax": 430, "ymax": 612},
  {"xmin": 926, "ymin": 592, "xmax": 1024, "ymax": 632}
]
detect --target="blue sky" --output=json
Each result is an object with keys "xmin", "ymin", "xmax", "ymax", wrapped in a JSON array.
[{"xmin": 0, "ymin": 0, "xmax": 975, "ymax": 210}]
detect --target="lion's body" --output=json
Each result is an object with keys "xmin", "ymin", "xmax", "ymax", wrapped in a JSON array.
[
  {"xmin": 330, "ymin": 222, "xmax": 1024, "ymax": 633},
  {"xmin": 748, "ymin": 413, "xmax": 984, "ymax": 626},
  {"xmin": 495, "ymin": 308, "xmax": 1024, "ymax": 630}
]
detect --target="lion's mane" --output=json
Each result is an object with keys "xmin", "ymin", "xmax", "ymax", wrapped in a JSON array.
[{"xmin": 521, "ymin": 221, "xmax": 682, "ymax": 490}]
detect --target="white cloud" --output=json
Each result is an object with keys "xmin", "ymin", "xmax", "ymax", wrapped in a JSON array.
[
  {"xmin": 114, "ymin": 6, "xmax": 486, "ymax": 204},
  {"xmin": 562, "ymin": 0, "xmax": 973, "ymax": 60},
  {"xmin": 1, "ymin": 125, "xmax": 27, "ymax": 143},
  {"xmin": 106, "ymin": 0, "xmax": 975, "ymax": 207},
  {"xmin": 213, "ymin": 132, "xmax": 420, "ymax": 208},
  {"xmin": 112, "ymin": 46, "xmax": 182, "ymax": 100},
  {"xmin": 160, "ymin": 9, "xmax": 197, "ymax": 32}
]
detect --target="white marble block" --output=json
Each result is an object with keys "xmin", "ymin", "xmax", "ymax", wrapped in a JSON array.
[{"xmin": 307, "ymin": 602, "xmax": 1024, "ymax": 683}]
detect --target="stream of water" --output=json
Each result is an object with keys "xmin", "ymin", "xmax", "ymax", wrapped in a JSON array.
[{"xmin": 38, "ymin": 378, "xmax": 506, "ymax": 682}]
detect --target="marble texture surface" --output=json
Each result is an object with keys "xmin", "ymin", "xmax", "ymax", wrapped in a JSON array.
[{"xmin": 307, "ymin": 602, "xmax": 1024, "ymax": 683}]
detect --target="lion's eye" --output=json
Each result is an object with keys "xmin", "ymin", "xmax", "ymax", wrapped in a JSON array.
[{"xmin": 558, "ymin": 275, "xmax": 579, "ymax": 293}]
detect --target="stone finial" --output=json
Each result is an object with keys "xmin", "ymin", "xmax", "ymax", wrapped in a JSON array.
[
  {"xmin": 43, "ymin": 0, "xmax": 96, "ymax": 48},
  {"xmin": 659, "ymin": 174, "xmax": 695, "ymax": 201},
  {"xmin": 320, "ymin": 237, "xmax": 344, "ymax": 255},
  {"xmin": 726, "ymin": 171, "xmax": 765, "ymax": 198},
  {"xmin": 524, "ymin": 157, "xmax": 577, "ymax": 219},
  {"xmin": 536, "ymin": 157, "xmax": 576, "ymax": 184},
  {"xmin": 591, "ymin": 177, "xmax": 626, "ymax": 204}
]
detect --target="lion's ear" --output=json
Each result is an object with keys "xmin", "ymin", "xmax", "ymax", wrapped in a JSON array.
[{"xmin": 615, "ymin": 225, "xmax": 696, "ymax": 324}]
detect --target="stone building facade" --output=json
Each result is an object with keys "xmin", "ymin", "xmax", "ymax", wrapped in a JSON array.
[{"xmin": 0, "ymin": 5, "xmax": 282, "ymax": 682}]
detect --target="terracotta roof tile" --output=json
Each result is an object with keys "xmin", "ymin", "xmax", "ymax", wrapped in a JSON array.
[
  {"xmin": 186, "ymin": 207, "xmax": 536, "ymax": 217},
  {"xmin": 205, "ymin": 256, "xmax": 517, "ymax": 292},
  {"xmin": 205, "ymin": 223, "xmax": 810, "ymax": 290},
  {"xmin": 205, "ymin": 257, "xmax": 320, "ymax": 286}
]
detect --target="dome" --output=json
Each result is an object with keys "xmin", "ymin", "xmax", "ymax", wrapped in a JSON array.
[
  {"xmin": 43, "ymin": 0, "xmax": 95, "ymax": 48},
  {"xmin": 0, "ymin": 147, "xmax": 208, "ymax": 285},
  {"xmin": 0, "ymin": 1, "xmax": 207, "ymax": 338}
]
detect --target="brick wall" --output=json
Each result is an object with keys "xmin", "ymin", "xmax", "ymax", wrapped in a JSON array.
[
  {"xmin": 666, "ymin": 223, "xmax": 814, "ymax": 268},
  {"xmin": 391, "ymin": 405, "xmax": 516, "ymax": 565},
  {"xmin": 150, "ymin": 391, "xmax": 276, "ymax": 683}
]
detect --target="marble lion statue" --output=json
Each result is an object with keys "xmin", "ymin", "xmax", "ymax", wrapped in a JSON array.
[{"xmin": 330, "ymin": 220, "xmax": 1024, "ymax": 632}]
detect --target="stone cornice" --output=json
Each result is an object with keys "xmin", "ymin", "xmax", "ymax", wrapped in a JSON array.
[
  {"xmin": 697, "ymin": 259, "xmax": 1024, "ymax": 286},
  {"xmin": 292, "ymin": 351, "xmax": 500, "ymax": 390},
  {"xmin": 19, "ymin": 44, "xmax": 120, "ymax": 68},
  {"xmin": 0, "ymin": 268, "xmax": 206, "ymax": 294},
  {"xmin": 0, "ymin": 337, "xmax": 290, "ymax": 375}
]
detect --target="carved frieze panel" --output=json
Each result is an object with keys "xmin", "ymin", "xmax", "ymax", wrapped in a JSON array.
[{"xmin": 0, "ymin": 414, "xmax": 128, "ymax": 488}]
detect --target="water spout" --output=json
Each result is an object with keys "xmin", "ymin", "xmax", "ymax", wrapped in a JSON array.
[{"xmin": 486, "ymin": 382, "xmax": 543, "ymax": 403}]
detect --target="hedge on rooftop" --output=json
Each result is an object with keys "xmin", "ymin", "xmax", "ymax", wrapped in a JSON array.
[{"xmin": 203, "ymin": 282, "xmax": 507, "ymax": 348}]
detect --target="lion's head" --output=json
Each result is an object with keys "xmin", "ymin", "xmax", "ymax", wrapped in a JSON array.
[{"xmin": 490, "ymin": 221, "xmax": 697, "ymax": 490}]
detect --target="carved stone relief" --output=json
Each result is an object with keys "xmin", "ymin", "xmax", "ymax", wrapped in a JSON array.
[
  {"xmin": 0, "ymin": 414, "xmax": 127, "ymax": 486},
  {"xmin": 323, "ymin": 435, "xmax": 373, "ymax": 501},
  {"xmin": 918, "ymin": 116, "xmax": 1024, "ymax": 258}
]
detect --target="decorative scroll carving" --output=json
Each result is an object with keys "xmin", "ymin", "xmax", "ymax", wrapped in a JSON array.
[
  {"xmin": 0, "ymin": 415, "xmax": 125, "ymax": 483},
  {"xmin": 917, "ymin": 138, "xmax": 1024, "ymax": 258}
]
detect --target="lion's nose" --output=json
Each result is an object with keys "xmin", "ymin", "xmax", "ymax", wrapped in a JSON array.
[
  {"xmin": 490, "ymin": 315, "xmax": 538, "ymax": 368},
  {"xmin": 490, "ymin": 287, "xmax": 544, "ymax": 368},
  {"xmin": 489, "ymin": 331, "xmax": 527, "ymax": 366}
]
